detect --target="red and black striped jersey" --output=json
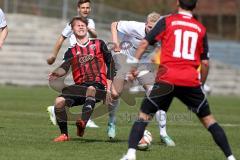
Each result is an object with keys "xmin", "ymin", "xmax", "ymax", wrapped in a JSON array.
[{"xmin": 61, "ymin": 39, "xmax": 113, "ymax": 87}]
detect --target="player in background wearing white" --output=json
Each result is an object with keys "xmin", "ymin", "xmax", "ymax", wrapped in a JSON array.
[
  {"xmin": 47, "ymin": 0, "xmax": 97, "ymax": 64},
  {"xmin": 0, "ymin": 8, "xmax": 8, "ymax": 49},
  {"xmin": 109, "ymin": 12, "xmax": 175, "ymax": 146},
  {"xmin": 46, "ymin": 0, "xmax": 99, "ymax": 128}
]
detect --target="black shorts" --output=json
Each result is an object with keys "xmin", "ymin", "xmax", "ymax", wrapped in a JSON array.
[
  {"xmin": 141, "ymin": 83, "xmax": 211, "ymax": 118},
  {"xmin": 59, "ymin": 82, "xmax": 106, "ymax": 107}
]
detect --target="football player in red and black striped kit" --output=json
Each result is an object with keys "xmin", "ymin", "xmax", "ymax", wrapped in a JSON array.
[
  {"xmin": 121, "ymin": 0, "xmax": 236, "ymax": 160},
  {"xmin": 49, "ymin": 16, "xmax": 114, "ymax": 142}
]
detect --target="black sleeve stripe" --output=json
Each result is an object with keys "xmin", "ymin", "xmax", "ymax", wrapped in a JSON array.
[
  {"xmin": 100, "ymin": 40, "xmax": 114, "ymax": 80},
  {"xmin": 0, "ymin": 25, "xmax": 7, "ymax": 29},
  {"xmin": 116, "ymin": 22, "xmax": 119, "ymax": 31},
  {"xmin": 200, "ymin": 33, "xmax": 209, "ymax": 60},
  {"xmin": 145, "ymin": 17, "xmax": 166, "ymax": 45},
  {"xmin": 63, "ymin": 48, "xmax": 73, "ymax": 61},
  {"xmin": 61, "ymin": 48, "xmax": 72, "ymax": 72},
  {"xmin": 61, "ymin": 35, "xmax": 68, "ymax": 39}
]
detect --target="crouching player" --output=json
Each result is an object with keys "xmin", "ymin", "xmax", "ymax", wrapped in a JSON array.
[{"xmin": 48, "ymin": 16, "xmax": 113, "ymax": 142}]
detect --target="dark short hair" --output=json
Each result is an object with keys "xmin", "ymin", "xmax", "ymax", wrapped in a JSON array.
[
  {"xmin": 70, "ymin": 16, "xmax": 88, "ymax": 28},
  {"xmin": 77, "ymin": 0, "xmax": 91, "ymax": 7},
  {"xmin": 179, "ymin": 0, "xmax": 197, "ymax": 11}
]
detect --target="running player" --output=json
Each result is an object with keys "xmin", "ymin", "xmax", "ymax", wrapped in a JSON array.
[
  {"xmin": 0, "ymin": 8, "xmax": 8, "ymax": 49},
  {"xmin": 121, "ymin": 0, "xmax": 236, "ymax": 159},
  {"xmin": 49, "ymin": 17, "xmax": 113, "ymax": 142},
  {"xmin": 108, "ymin": 12, "xmax": 175, "ymax": 146},
  {"xmin": 47, "ymin": 0, "xmax": 99, "ymax": 128}
]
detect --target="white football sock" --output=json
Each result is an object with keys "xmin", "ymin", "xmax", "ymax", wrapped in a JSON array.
[
  {"xmin": 156, "ymin": 110, "xmax": 167, "ymax": 137},
  {"xmin": 126, "ymin": 148, "xmax": 136, "ymax": 157},
  {"xmin": 227, "ymin": 155, "xmax": 236, "ymax": 160},
  {"xmin": 108, "ymin": 99, "xmax": 120, "ymax": 124}
]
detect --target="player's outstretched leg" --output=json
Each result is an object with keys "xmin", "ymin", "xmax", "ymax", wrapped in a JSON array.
[
  {"xmin": 53, "ymin": 97, "xmax": 70, "ymax": 142},
  {"xmin": 156, "ymin": 110, "xmax": 175, "ymax": 146},
  {"xmin": 76, "ymin": 86, "xmax": 97, "ymax": 137},
  {"xmin": 200, "ymin": 115, "xmax": 236, "ymax": 160},
  {"xmin": 107, "ymin": 78, "xmax": 124, "ymax": 139},
  {"xmin": 107, "ymin": 98, "xmax": 120, "ymax": 139}
]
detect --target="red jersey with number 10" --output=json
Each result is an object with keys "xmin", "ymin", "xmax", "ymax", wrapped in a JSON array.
[{"xmin": 145, "ymin": 12, "xmax": 209, "ymax": 87}]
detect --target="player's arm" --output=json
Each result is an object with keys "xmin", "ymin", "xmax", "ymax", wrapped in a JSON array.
[
  {"xmin": 0, "ymin": 9, "xmax": 8, "ymax": 49},
  {"xmin": 130, "ymin": 18, "xmax": 165, "ymax": 76},
  {"xmin": 101, "ymin": 40, "xmax": 115, "ymax": 85},
  {"xmin": 134, "ymin": 39, "xmax": 149, "ymax": 60},
  {"xmin": 135, "ymin": 18, "xmax": 165, "ymax": 61},
  {"xmin": 47, "ymin": 23, "xmax": 73, "ymax": 65},
  {"xmin": 111, "ymin": 21, "xmax": 121, "ymax": 52},
  {"xmin": 200, "ymin": 34, "xmax": 210, "ymax": 85},
  {"xmin": 47, "ymin": 35, "xmax": 66, "ymax": 65},
  {"xmin": 88, "ymin": 19, "xmax": 97, "ymax": 38},
  {"xmin": 48, "ymin": 68, "xmax": 67, "ymax": 81},
  {"xmin": 88, "ymin": 27, "xmax": 97, "ymax": 38},
  {"xmin": 101, "ymin": 40, "xmax": 115, "ymax": 104},
  {"xmin": 49, "ymin": 48, "xmax": 72, "ymax": 81},
  {"xmin": 201, "ymin": 60, "xmax": 209, "ymax": 85},
  {"xmin": 112, "ymin": 21, "xmax": 142, "ymax": 52},
  {"xmin": 0, "ymin": 26, "xmax": 8, "ymax": 49}
]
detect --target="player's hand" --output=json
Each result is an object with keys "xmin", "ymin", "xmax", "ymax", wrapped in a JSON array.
[
  {"xmin": 114, "ymin": 47, "xmax": 121, "ymax": 53},
  {"xmin": 127, "ymin": 72, "xmax": 136, "ymax": 81},
  {"xmin": 87, "ymin": 27, "xmax": 97, "ymax": 38},
  {"xmin": 47, "ymin": 55, "xmax": 56, "ymax": 65},
  {"xmin": 48, "ymin": 72, "xmax": 60, "ymax": 81},
  {"xmin": 130, "ymin": 66, "xmax": 139, "ymax": 78},
  {"xmin": 126, "ymin": 56, "xmax": 139, "ymax": 78},
  {"xmin": 104, "ymin": 90, "xmax": 112, "ymax": 105}
]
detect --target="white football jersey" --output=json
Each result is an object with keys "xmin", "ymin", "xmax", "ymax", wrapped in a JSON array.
[
  {"xmin": 117, "ymin": 21, "xmax": 158, "ymax": 63},
  {"xmin": 62, "ymin": 18, "xmax": 95, "ymax": 47},
  {"xmin": 0, "ymin": 8, "xmax": 7, "ymax": 28}
]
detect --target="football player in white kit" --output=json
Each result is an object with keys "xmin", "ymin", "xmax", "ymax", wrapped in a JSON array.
[
  {"xmin": 46, "ymin": 0, "xmax": 99, "ymax": 128},
  {"xmin": 0, "ymin": 8, "xmax": 8, "ymax": 49},
  {"xmin": 108, "ymin": 12, "xmax": 175, "ymax": 146},
  {"xmin": 47, "ymin": 0, "xmax": 97, "ymax": 65}
]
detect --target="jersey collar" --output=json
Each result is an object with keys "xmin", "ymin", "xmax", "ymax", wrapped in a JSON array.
[
  {"xmin": 77, "ymin": 39, "xmax": 90, "ymax": 47},
  {"xmin": 178, "ymin": 11, "xmax": 193, "ymax": 17}
]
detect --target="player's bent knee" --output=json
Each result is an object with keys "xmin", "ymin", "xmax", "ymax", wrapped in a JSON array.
[
  {"xmin": 86, "ymin": 86, "xmax": 96, "ymax": 97},
  {"xmin": 55, "ymin": 97, "xmax": 66, "ymax": 108},
  {"xmin": 200, "ymin": 114, "xmax": 217, "ymax": 128},
  {"xmin": 111, "ymin": 92, "xmax": 120, "ymax": 100},
  {"xmin": 139, "ymin": 112, "xmax": 152, "ymax": 121},
  {"xmin": 111, "ymin": 84, "xmax": 122, "ymax": 99}
]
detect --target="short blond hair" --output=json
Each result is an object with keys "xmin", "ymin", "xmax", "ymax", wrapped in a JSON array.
[{"xmin": 147, "ymin": 12, "xmax": 161, "ymax": 23}]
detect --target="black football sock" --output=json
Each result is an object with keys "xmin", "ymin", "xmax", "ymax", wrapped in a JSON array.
[
  {"xmin": 208, "ymin": 123, "xmax": 232, "ymax": 157},
  {"xmin": 81, "ymin": 97, "xmax": 96, "ymax": 124},
  {"xmin": 55, "ymin": 107, "xmax": 68, "ymax": 135},
  {"xmin": 128, "ymin": 119, "xmax": 148, "ymax": 149}
]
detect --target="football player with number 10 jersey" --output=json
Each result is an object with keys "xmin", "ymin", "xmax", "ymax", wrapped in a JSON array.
[{"xmin": 121, "ymin": 0, "xmax": 236, "ymax": 160}]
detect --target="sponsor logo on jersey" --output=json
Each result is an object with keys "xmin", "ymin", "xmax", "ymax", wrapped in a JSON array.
[
  {"xmin": 89, "ymin": 44, "xmax": 96, "ymax": 51},
  {"xmin": 78, "ymin": 55, "xmax": 94, "ymax": 64}
]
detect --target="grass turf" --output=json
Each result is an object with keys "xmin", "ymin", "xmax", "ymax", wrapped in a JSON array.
[{"xmin": 0, "ymin": 85, "xmax": 239, "ymax": 160}]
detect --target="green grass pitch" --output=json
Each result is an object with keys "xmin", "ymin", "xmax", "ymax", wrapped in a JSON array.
[{"xmin": 0, "ymin": 85, "xmax": 239, "ymax": 160}]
